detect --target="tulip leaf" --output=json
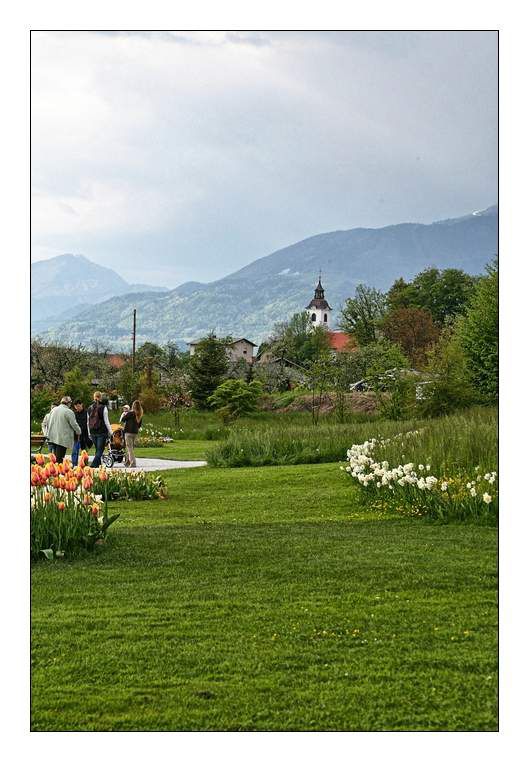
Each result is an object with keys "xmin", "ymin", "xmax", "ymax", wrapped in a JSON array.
[
  {"xmin": 41, "ymin": 548, "xmax": 54, "ymax": 560},
  {"xmin": 101, "ymin": 513, "xmax": 120, "ymax": 533}
]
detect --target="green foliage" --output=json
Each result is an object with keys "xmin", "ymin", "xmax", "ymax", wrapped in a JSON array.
[
  {"xmin": 455, "ymin": 261, "xmax": 498, "ymax": 403},
  {"xmin": 386, "ymin": 267, "xmax": 477, "ymax": 325},
  {"xmin": 189, "ymin": 334, "xmax": 229, "ymax": 408},
  {"xmin": 60, "ymin": 366, "xmax": 93, "ymax": 405},
  {"xmin": 207, "ymin": 406, "xmax": 496, "ymax": 469},
  {"xmin": 381, "ymin": 306, "xmax": 439, "ymax": 367},
  {"xmin": 208, "ymin": 379, "xmax": 263, "ymax": 421},
  {"xmin": 268, "ymin": 312, "xmax": 329, "ymax": 367},
  {"xmin": 344, "ymin": 409, "xmax": 497, "ymax": 524},
  {"xmin": 116, "ymin": 362, "xmax": 141, "ymax": 404},
  {"xmin": 31, "ymin": 387, "xmax": 55, "ymax": 423},
  {"xmin": 374, "ymin": 374, "xmax": 418, "ymax": 421},
  {"xmin": 339, "ymin": 284, "xmax": 387, "ymax": 345},
  {"xmin": 334, "ymin": 339, "xmax": 409, "ymax": 387},
  {"xmin": 139, "ymin": 386, "xmax": 162, "ymax": 414},
  {"xmin": 418, "ymin": 327, "xmax": 478, "ymax": 418}
]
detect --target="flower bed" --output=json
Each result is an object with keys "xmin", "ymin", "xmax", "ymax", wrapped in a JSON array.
[
  {"xmin": 342, "ymin": 430, "xmax": 498, "ymax": 524},
  {"xmin": 31, "ymin": 452, "xmax": 168, "ymax": 560}
]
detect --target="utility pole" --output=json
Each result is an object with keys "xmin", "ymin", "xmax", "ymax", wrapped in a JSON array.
[{"xmin": 131, "ymin": 308, "xmax": 137, "ymax": 375}]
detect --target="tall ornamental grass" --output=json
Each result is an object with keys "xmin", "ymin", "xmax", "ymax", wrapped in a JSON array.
[
  {"xmin": 207, "ymin": 407, "xmax": 497, "ymax": 470},
  {"xmin": 342, "ymin": 408, "xmax": 497, "ymax": 524}
]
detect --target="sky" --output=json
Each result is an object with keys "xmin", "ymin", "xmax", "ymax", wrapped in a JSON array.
[{"xmin": 31, "ymin": 30, "xmax": 498, "ymax": 288}]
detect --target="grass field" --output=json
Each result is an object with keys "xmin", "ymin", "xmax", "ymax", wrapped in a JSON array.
[
  {"xmin": 31, "ymin": 463, "xmax": 498, "ymax": 731},
  {"xmin": 135, "ymin": 440, "xmax": 208, "ymax": 461}
]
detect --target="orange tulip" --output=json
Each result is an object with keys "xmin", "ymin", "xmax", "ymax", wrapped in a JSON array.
[
  {"xmin": 82, "ymin": 477, "xmax": 93, "ymax": 490},
  {"xmin": 48, "ymin": 453, "xmax": 57, "ymax": 463},
  {"xmin": 35, "ymin": 453, "xmax": 45, "ymax": 465},
  {"xmin": 98, "ymin": 469, "xmax": 109, "ymax": 482},
  {"xmin": 43, "ymin": 492, "xmax": 52, "ymax": 503},
  {"xmin": 57, "ymin": 501, "xmax": 65, "ymax": 511},
  {"xmin": 83, "ymin": 494, "xmax": 92, "ymax": 505},
  {"xmin": 91, "ymin": 504, "xmax": 99, "ymax": 516}
]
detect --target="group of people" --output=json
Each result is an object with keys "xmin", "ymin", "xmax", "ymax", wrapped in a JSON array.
[{"xmin": 41, "ymin": 392, "xmax": 143, "ymax": 467}]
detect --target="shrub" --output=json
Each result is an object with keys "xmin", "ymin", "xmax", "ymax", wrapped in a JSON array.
[
  {"xmin": 418, "ymin": 327, "xmax": 477, "ymax": 417},
  {"xmin": 31, "ymin": 387, "xmax": 55, "ymax": 424},
  {"xmin": 61, "ymin": 366, "xmax": 93, "ymax": 406},
  {"xmin": 208, "ymin": 379, "xmax": 263, "ymax": 421},
  {"xmin": 139, "ymin": 387, "xmax": 162, "ymax": 413},
  {"xmin": 456, "ymin": 260, "xmax": 498, "ymax": 403}
]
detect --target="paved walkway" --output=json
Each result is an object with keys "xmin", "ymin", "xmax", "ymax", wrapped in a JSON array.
[{"xmin": 99, "ymin": 457, "xmax": 207, "ymax": 472}]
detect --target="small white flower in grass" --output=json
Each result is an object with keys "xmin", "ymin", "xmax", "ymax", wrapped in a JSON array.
[
  {"xmin": 418, "ymin": 464, "xmax": 424, "ymax": 471},
  {"xmin": 466, "ymin": 482, "xmax": 472, "ymax": 490},
  {"xmin": 470, "ymin": 488, "xmax": 477, "ymax": 497},
  {"xmin": 483, "ymin": 493, "xmax": 492, "ymax": 504},
  {"xmin": 376, "ymin": 482, "xmax": 381, "ymax": 488},
  {"xmin": 441, "ymin": 482, "xmax": 448, "ymax": 492},
  {"xmin": 426, "ymin": 464, "xmax": 431, "ymax": 471}
]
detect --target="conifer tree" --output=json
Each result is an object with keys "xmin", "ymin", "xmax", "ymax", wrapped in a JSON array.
[{"xmin": 188, "ymin": 334, "xmax": 229, "ymax": 408}]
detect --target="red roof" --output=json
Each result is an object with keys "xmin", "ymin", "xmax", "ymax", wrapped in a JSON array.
[
  {"xmin": 107, "ymin": 354, "xmax": 126, "ymax": 369},
  {"xmin": 327, "ymin": 331, "xmax": 356, "ymax": 352}
]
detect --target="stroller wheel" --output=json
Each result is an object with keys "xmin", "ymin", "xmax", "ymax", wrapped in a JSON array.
[{"xmin": 102, "ymin": 454, "xmax": 114, "ymax": 468}]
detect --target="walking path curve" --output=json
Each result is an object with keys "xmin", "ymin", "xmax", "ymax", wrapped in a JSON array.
[{"xmin": 102, "ymin": 458, "xmax": 207, "ymax": 472}]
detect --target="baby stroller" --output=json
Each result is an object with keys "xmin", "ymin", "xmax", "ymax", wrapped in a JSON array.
[{"xmin": 101, "ymin": 424, "xmax": 125, "ymax": 468}]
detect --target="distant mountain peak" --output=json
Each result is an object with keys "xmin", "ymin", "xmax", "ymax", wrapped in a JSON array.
[{"xmin": 33, "ymin": 206, "xmax": 498, "ymax": 348}]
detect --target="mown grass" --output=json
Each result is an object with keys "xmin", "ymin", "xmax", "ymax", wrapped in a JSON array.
[
  {"xmin": 31, "ymin": 462, "xmax": 498, "ymax": 731},
  {"xmin": 135, "ymin": 440, "xmax": 208, "ymax": 461}
]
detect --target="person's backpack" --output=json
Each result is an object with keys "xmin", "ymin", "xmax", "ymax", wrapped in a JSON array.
[{"xmin": 88, "ymin": 403, "xmax": 103, "ymax": 431}]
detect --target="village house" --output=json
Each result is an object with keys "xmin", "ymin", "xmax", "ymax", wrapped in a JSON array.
[{"xmin": 187, "ymin": 337, "xmax": 257, "ymax": 364}]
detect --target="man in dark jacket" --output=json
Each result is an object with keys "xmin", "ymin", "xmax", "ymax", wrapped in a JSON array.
[{"xmin": 72, "ymin": 400, "xmax": 91, "ymax": 466}]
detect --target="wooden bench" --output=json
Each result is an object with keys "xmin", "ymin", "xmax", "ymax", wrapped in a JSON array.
[{"xmin": 30, "ymin": 434, "xmax": 47, "ymax": 453}]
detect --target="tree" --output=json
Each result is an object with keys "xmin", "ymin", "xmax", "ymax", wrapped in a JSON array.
[
  {"xmin": 188, "ymin": 334, "xmax": 229, "ymax": 408},
  {"xmin": 208, "ymin": 379, "xmax": 263, "ymax": 421},
  {"xmin": 31, "ymin": 387, "xmax": 56, "ymax": 424},
  {"xmin": 333, "ymin": 339, "xmax": 409, "ymax": 388},
  {"xmin": 455, "ymin": 260, "xmax": 498, "ymax": 402},
  {"xmin": 381, "ymin": 307, "xmax": 439, "ymax": 367},
  {"xmin": 61, "ymin": 366, "xmax": 93, "ymax": 405},
  {"xmin": 418, "ymin": 326, "xmax": 477, "ymax": 417},
  {"xmin": 339, "ymin": 285, "xmax": 387, "ymax": 345},
  {"xmin": 117, "ymin": 362, "xmax": 141, "ymax": 404},
  {"xmin": 268, "ymin": 312, "xmax": 329, "ymax": 368},
  {"xmin": 386, "ymin": 267, "xmax": 476, "ymax": 325},
  {"xmin": 31, "ymin": 340, "xmax": 85, "ymax": 389}
]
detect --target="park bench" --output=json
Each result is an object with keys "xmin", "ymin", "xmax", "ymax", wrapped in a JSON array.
[{"xmin": 31, "ymin": 434, "xmax": 47, "ymax": 453}]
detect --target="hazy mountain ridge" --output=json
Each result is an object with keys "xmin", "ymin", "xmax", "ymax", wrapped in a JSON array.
[
  {"xmin": 31, "ymin": 254, "xmax": 169, "ymax": 323},
  {"xmin": 33, "ymin": 206, "xmax": 498, "ymax": 349}
]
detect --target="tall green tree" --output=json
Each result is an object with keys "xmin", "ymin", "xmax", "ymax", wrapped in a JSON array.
[
  {"xmin": 455, "ymin": 261, "xmax": 498, "ymax": 402},
  {"xmin": 386, "ymin": 267, "xmax": 476, "ymax": 325},
  {"xmin": 60, "ymin": 366, "xmax": 93, "ymax": 405},
  {"xmin": 188, "ymin": 334, "xmax": 229, "ymax": 408},
  {"xmin": 381, "ymin": 306, "xmax": 439, "ymax": 368},
  {"xmin": 269, "ymin": 312, "xmax": 329, "ymax": 367},
  {"xmin": 339, "ymin": 285, "xmax": 387, "ymax": 345}
]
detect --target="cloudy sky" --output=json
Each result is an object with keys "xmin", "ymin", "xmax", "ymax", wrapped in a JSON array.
[{"xmin": 31, "ymin": 30, "xmax": 498, "ymax": 287}]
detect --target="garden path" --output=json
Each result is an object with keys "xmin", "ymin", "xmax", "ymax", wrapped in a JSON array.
[{"xmin": 93, "ymin": 457, "xmax": 207, "ymax": 472}]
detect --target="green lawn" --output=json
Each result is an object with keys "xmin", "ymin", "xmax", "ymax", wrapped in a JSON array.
[
  {"xmin": 136, "ymin": 440, "xmax": 208, "ymax": 461},
  {"xmin": 31, "ymin": 463, "xmax": 498, "ymax": 731}
]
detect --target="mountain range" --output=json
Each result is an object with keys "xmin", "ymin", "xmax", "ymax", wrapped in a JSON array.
[
  {"xmin": 31, "ymin": 254, "xmax": 169, "ymax": 323},
  {"xmin": 32, "ymin": 205, "xmax": 498, "ymax": 349}
]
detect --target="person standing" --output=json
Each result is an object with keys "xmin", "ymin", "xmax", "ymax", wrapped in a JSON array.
[
  {"xmin": 46, "ymin": 396, "xmax": 81, "ymax": 463},
  {"xmin": 87, "ymin": 392, "xmax": 113, "ymax": 468},
  {"xmin": 71, "ymin": 399, "xmax": 91, "ymax": 466},
  {"xmin": 41, "ymin": 403, "xmax": 57, "ymax": 452},
  {"xmin": 122, "ymin": 400, "xmax": 143, "ymax": 468}
]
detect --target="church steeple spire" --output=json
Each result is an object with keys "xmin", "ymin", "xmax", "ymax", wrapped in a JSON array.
[{"xmin": 306, "ymin": 274, "xmax": 332, "ymax": 328}]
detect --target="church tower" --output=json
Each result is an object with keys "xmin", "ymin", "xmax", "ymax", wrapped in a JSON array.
[{"xmin": 306, "ymin": 275, "xmax": 332, "ymax": 328}]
